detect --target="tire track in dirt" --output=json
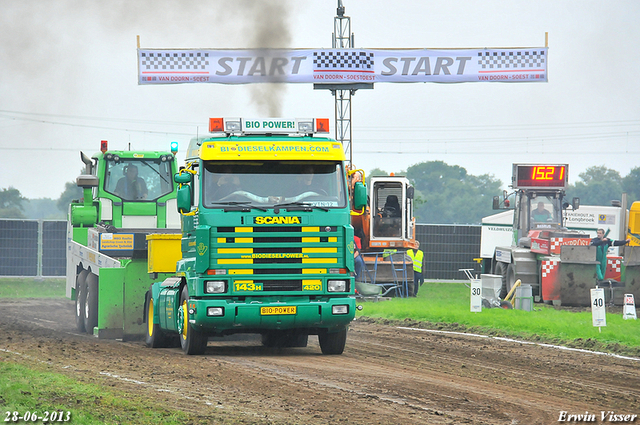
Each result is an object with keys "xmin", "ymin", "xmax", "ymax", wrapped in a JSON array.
[{"xmin": 1, "ymin": 299, "xmax": 639, "ymax": 425}]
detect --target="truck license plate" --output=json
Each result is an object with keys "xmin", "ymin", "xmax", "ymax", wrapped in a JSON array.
[{"xmin": 260, "ymin": 306, "xmax": 297, "ymax": 315}]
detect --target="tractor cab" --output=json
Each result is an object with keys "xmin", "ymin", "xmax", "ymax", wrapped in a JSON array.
[{"xmin": 493, "ymin": 164, "xmax": 583, "ymax": 255}]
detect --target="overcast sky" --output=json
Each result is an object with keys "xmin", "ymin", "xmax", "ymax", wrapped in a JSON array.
[{"xmin": 1, "ymin": 0, "xmax": 639, "ymax": 200}]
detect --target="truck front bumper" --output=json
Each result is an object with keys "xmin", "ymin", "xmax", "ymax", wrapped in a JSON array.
[{"xmin": 187, "ymin": 296, "xmax": 355, "ymax": 335}]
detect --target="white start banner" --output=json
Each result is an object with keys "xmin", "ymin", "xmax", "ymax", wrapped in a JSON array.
[{"xmin": 137, "ymin": 48, "xmax": 548, "ymax": 85}]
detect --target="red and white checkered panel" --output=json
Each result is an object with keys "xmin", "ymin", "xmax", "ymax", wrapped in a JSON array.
[
  {"xmin": 541, "ymin": 259, "xmax": 558, "ymax": 278},
  {"xmin": 605, "ymin": 256, "xmax": 622, "ymax": 280},
  {"xmin": 550, "ymin": 238, "xmax": 563, "ymax": 254}
]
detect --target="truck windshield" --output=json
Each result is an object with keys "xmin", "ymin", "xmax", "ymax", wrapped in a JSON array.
[
  {"xmin": 202, "ymin": 161, "xmax": 347, "ymax": 208},
  {"xmin": 104, "ymin": 158, "xmax": 174, "ymax": 201},
  {"xmin": 530, "ymin": 196, "xmax": 562, "ymax": 227}
]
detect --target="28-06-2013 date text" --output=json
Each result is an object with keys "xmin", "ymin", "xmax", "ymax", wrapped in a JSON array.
[{"xmin": 4, "ymin": 411, "xmax": 71, "ymax": 423}]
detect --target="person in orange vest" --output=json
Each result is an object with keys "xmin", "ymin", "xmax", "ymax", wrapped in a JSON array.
[{"xmin": 406, "ymin": 241, "xmax": 424, "ymax": 297}]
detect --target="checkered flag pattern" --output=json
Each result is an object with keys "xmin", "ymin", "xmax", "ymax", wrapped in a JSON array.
[
  {"xmin": 541, "ymin": 260, "xmax": 558, "ymax": 278},
  {"xmin": 607, "ymin": 258, "xmax": 622, "ymax": 273},
  {"xmin": 313, "ymin": 51, "xmax": 374, "ymax": 70},
  {"xmin": 477, "ymin": 50, "xmax": 545, "ymax": 69},
  {"xmin": 550, "ymin": 238, "xmax": 563, "ymax": 253},
  {"xmin": 140, "ymin": 52, "xmax": 210, "ymax": 70}
]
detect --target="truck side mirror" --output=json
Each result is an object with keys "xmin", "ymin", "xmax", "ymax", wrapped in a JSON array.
[
  {"xmin": 406, "ymin": 186, "xmax": 415, "ymax": 200},
  {"xmin": 76, "ymin": 174, "xmax": 99, "ymax": 188},
  {"xmin": 353, "ymin": 182, "xmax": 367, "ymax": 210},
  {"xmin": 493, "ymin": 196, "xmax": 500, "ymax": 210},
  {"xmin": 177, "ymin": 185, "xmax": 192, "ymax": 213},
  {"xmin": 174, "ymin": 172, "xmax": 192, "ymax": 184},
  {"xmin": 572, "ymin": 197, "xmax": 580, "ymax": 211}
]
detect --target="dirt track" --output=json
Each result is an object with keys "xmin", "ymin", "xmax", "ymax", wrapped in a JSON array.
[{"xmin": 1, "ymin": 298, "xmax": 639, "ymax": 424}]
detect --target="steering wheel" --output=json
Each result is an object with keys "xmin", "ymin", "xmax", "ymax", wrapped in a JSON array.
[{"xmin": 383, "ymin": 206, "xmax": 397, "ymax": 218}]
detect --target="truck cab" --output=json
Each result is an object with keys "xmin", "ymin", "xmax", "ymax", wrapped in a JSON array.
[
  {"xmin": 146, "ymin": 118, "xmax": 368, "ymax": 355},
  {"xmin": 82, "ymin": 149, "xmax": 180, "ymax": 230}
]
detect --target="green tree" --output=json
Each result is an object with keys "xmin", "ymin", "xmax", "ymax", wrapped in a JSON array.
[
  {"xmin": 57, "ymin": 181, "xmax": 83, "ymax": 214},
  {"xmin": 365, "ymin": 167, "xmax": 388, "ymax": 187},
  {"xmin": 0, "ymin": 187, "xmax": 27, "ymax": 218},
  {"xmin": 567, "ymin": 166, "xmax": 623, "ymax": 206},
  {"xmin": 622, "ymin": 166, "xmax": 640, "ymax": 205},
  {"xmin": 23, "ymin": 198, "xmax": 65, "ymax": 219},
  {"xmin": 406, "ymin": 161, "xmax": 502, "ymax": 224}
]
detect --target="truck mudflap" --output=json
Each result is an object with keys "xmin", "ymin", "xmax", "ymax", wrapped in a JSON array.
[{"xmin": 185, "ymin": 296, "xmax": 356, "ymax": 335}]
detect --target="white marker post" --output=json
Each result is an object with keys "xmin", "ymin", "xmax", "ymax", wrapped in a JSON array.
[
  {"xmin": 470, "ymin": 278, "xmax": 482, "ymax": 312},
  {"xmin": 591, "ymin": 287, "xmax": 607, "ymax": 332},
  {"xmin": 623, "ymin": 293, "xmax": 637, "ymax": 320}
]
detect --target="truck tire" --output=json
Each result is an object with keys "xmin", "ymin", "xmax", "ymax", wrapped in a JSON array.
[
  {"xmin": 178, "ymin": 286, "xmax": 207, "ymax": 355},
  {"xmin": 75, "ymin": 270, "xmax": 89, "ymax": 333},
  {"xmin": 145, "ymin": 290, "xmax": 167, "ymax": 348},
  {"xmin": 83, "ymin": 273, "xmax": 99, "ymax": 334},
  {"xmin": 318, "ymin": 327, "xmax": 347, "ymax": 355}
]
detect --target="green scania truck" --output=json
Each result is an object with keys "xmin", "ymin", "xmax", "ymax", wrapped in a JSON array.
[{"xmin": 145, "ymin": 117, "xmax": 366, "ymax": 355}]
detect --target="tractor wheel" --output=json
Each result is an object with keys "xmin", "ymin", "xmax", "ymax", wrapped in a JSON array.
[
  {"xmin": 75, "ymin": 270, "xmax": 89, "ymax": 333},
  {"xmin": 318, "ymin": 327, "xmax": 347, "ymax": 355},
  {"xmin": 494, "ymin": 261, "xmax": 508, "ymax": 298},
  {"xmin": 83, "ymin": 273, "xmax": 99, "ymax": 334},
  {"xmin": 177, "ymin": 286, "xmax": 207, "ymax": 355},
  {"xmin": 506, "ymin": 264, "xmax": 518, "ymax": 298},
  {"xmin": 145, "ymin": 290, "xmax": 168, "ymax": 348}
]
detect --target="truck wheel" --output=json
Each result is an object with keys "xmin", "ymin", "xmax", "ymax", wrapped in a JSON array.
[
  {"xmin": 318, "ymin": 327, "xmax": 347, "ymax": 355},
  {"xmin": 145, "ymin": 290, "xmax": 167, "ymax": 348},
  {"xmin": 177, "ymin": 286, "xmax": 207, "ymax": 355},
  {"xmin": 83, "ymin": 273, "xmax": 99, "ymax": 334},
  {"xmin": 494, "ymin": 262, "xmax": 508, "ymax": 299},
  {"xmin": 75, "ymin": 270, "xmax": 89, "ymax": 333}
]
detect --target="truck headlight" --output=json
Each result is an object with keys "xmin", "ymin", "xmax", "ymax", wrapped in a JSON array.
[
  {"xmin": 327, "ymin": 280, "xmax": 347, "ymax": 292},
  {"xmin": 332, "ymin": 305, "xmax": 349, "ymax": 315},
  {"xmin": 205, "ymin": 281, "xmax": 226, "ymax": 294},
  {"xmin": 207, "ymin": 307, "xmax": 224, "ymax": 316}
]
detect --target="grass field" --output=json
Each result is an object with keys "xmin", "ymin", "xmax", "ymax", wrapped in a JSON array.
[
  {"xmin": 0, "ymin": 278, "xmax": 65, "ymax": 298},
  {"xmin": 356, "ymin": 281, "xmax": 640, "ymax": 356},
  {"xmin": 0, "ymin": 362, "xmax": 216, "ymax": 425}
]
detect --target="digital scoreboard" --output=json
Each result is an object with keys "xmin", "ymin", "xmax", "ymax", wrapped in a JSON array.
[{"xmin": 512, "ymin": 164, "xmax": 568, "ymax": 189}]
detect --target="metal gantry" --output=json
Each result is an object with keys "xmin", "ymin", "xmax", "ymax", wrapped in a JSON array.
[
  {"xmin": 314, "ymin": 1, "xmax": 372, "ymax": 168},
  {"xmin": 333, "ymin": 1, "xmax": 354, "ymax": 166}
]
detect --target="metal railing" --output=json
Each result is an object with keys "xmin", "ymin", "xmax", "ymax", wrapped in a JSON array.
[
  {"xmin": 0, "ymin": 219, "xmax": 66, "ymax": 277},
  {"xmin": 0, "ymin": 220, "xmax": 482, "ymax": 280}
]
